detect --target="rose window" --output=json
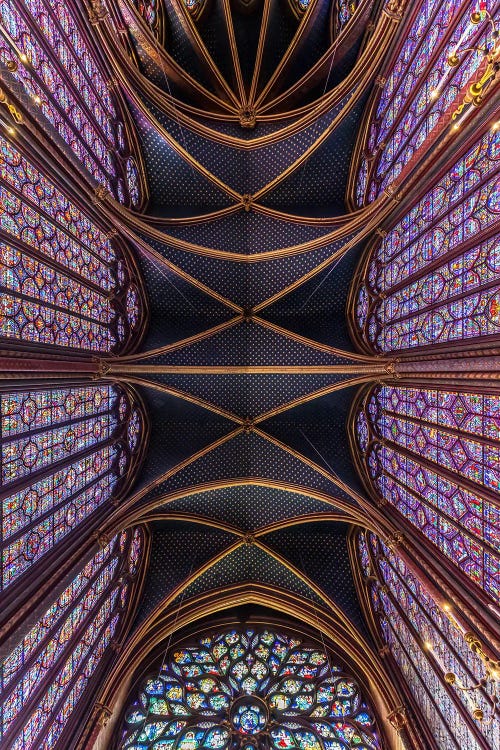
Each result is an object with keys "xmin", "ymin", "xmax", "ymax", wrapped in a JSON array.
[{"xmin": 120, "ymin": 629, "xmax": 380, "ymax": 749}]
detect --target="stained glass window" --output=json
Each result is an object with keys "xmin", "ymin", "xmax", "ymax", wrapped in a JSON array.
[
  {"xmin": 0, "ymin": 384, "xmax": 145, "ymax": 590},
  {"xmin": 354, "ymin": 385, "xmax": 500, "ymax": 603},
  {"xmin": 120, "ymin": 628, "xmax": 381, "ymax": 749},
  {"xmin": 0, "ymin": 0, "xmax": 142, "ymax": 205},
  {"xmin": 182, "ymin": 0, "xmax": 206, "ymax": 16},
  {"xmin": 354, "ymin": 1, "xmax": 499, "ymax": 206},
  {"xmin": 353, "ymin": 126, "xmax": 500, "ymax": 352},
  {"xmin": 336, "ymin": 0, "xmax": 358, "ymax": 31},
  {"xmin": 357, "ymin": 532, "xmax": 498, "ymax": 748},
  {"xmin": 132, "ymin": 0, "xmax": 164, "ymax": 38},
  {"xmin": 0, "ymin": 132, "xmax": 143, "ymax": 352},
  {"xmin": 293, "ymin": 0, "xmax": 311, "ymax": 12},
  {"xmin": 0, "ymin": 528, "xmax": 144, "ymax": 750}
]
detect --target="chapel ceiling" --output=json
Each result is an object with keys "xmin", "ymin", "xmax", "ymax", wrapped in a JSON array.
[{"xmin": 99, "ymin": 0, "xmax": 396, "ymax": 651}]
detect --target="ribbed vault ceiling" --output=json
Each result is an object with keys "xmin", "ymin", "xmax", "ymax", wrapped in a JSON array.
[{"xmin": 108, "ymin": 0, "xmax": 389, "ymax": 651}]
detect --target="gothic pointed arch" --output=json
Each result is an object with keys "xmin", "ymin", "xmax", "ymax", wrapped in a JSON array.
[{"xmin": 118, "ymin": 626, "xmax": 383, "ymax": 750}]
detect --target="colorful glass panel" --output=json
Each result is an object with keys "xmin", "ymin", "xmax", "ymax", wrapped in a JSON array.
[
  {"xmin": 0, "ymin": 133, "xmax": 142, "ymax": 350},
  {"xmin": 0, "ymin": 0, "xmax": 140, "ymax": 204},
  {"xmin": 355, "ymin": 1, "xmax": 499, "ymax": 205},
  {"xmin": 359, "ymin": 533, "xmax": 497, "ymax": 748},
  {"xmin": 120, "ymin": 629, "xmax": 381, "ymax": 749},
  {"xmin": 132, "ymin": 0, "xmax": 163, "ymax": 36},
  {"xmin": 336, "ymin": 0, "xmax": 358, "ymax": 30},
  {"xmin": 355, "ymin": 127, "xmax": 500, "ymax": 352},
  {"xmin": 0, "ymin": 385, "xmax": 144, "ymax": 590},
  {"xmin": 0, "ymin": 529, "xmax": 143, "ymax": 749},
  {"xmin": 355, "ymin": 384, "xmax": 500, "ymax": 603}
]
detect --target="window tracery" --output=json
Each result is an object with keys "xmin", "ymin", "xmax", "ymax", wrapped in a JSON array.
[
  {"xmin": 353, "ymin": 126, "xmax": 500, "ymax": 353},
  {"xmin": 131, "ymin": 0, "xmax": 164, "ymax": 38},
  {"xmin": 357, "ymin": 532, "xmax": 498, "ymax": 749},
  {"xmin": 353, "ymin": 384, "xmax": 500, "ymax": 604},
  {"xmin": 0, "ymin": 0, "xmax": 142, "ymax": 206},
  {"xmin": 0, "ymin": 384, "xmax": 145, "ymax": 591},
  {"xmin": 354, "ymin": 1, "xmax": 500, "ymax": 206},
  {"xmin": 120, "ymin": 628, "xmax": 381, "ymax": 750},
  {"xmin": 0, "ymin": 528, "xmax": 144, "ymax": 750},
  {"xmin": 335, "ymin": 0, "xmax": 358, "ymax": 31},
  {"xmin": 0, "ymin": 132, "xmax": 144, "ymax": 352},
  {"xmin": 181, "ymin": 0, "xmax": 207, "ymax": 19}
]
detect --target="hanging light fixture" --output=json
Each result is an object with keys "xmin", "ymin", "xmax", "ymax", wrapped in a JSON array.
[
  {"xmin": 447, "ymin": 4, "xmax": 500, "ymax": 125},
  {"xmin": 426, "ymin": 606, "xmax": 500, "ymax": 727}
]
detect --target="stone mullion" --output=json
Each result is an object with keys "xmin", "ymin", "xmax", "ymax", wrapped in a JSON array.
[
  {"xmin": 355, "ymin": 406, "xmax": 500, "ymax": 644},
  {"xmin": 0, "ymin": 555, "xmax": 123, "ymax": 748},
  {"xmin": 7, "ymin": 2, "xmax": 116, "ymax": 175},
  {"xmin": 0, "ymin": 178, "xmax": 116, "ymax": 272},
  {"xmin": 380, "ymin": 405, "xmax": 500, "ymax": 450},
  {"xmin": 373, "ymin": 433, "xmax": 500, "ymax": 510},
  {"xmin": 383, "ymin": 570, "xmax": 492, "ymax": 750},
  {"xmin": 372, "ymin": 3, "xmax": 490, "ymax": 191},
  {"xmin": 1, "ymin": 461, "xmax": 117, "ymax": 551},
  {"xmin": 380, "ymin": 552, "xmax": 490, "ymax": 701},
  {"xmin": 375, "ymin": 577, "xmax": 482, "ymax": 750},
  {"xmin": 0, "ymin": 547, "xmax": 119, "ymax": 700},
  {"xmin": 374, "ymin": 167, "xmax": 497, "ymax": 294},
  {"xmin": 0, "ymin": 434, "xmax": 118, "ymax": 504},
  {"xmin": 361, "ymin": 544, "xmax": 443, "ymax": 750},
  {"xmin": 362, "ymin": 0, "xmax": 450, "ymax": 192},
  {"xmin": 368, "ymin": 222, "xmax": 499, "ymax": 300},
  {"xmin": 0, "ymin": 232, "xmax": 115, "ymax": 300}
]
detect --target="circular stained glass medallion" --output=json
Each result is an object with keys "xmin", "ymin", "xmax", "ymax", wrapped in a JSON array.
[{"xmin": 119, "ymin": 629, "xmax": 380, "ymax": 750}]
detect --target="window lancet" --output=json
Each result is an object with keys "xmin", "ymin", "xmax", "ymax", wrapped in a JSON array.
[
  {"xmin": 352, "ymin": 125, "xmax": 500, "ymax": 353},
  {"xmin": 0, "ymin": 528, "xmax": 145, "ymax": 750},
  {"xmin": 353, "ymin": 0, "xmax": 500, "ymax": 206},
  {"xmin": 0, "ymin": 383, "xmax": 146, "ymax": 591},
  {"xmin": 0, "ymin": 0, "xmax": 143, "ymax": 205},
  {"xmin": 120, "ymin": 628, "xmax": 381, "ymax": 749},
  {"xmin": 352, "ymin": 384, "xmax": 500, "ymax": 604},
  {"xmin": 335, "ymin": 0, "xmax": 358, "ymax": 32},
  {"xmin": 131, "ymin": 0, "xmax": 165, "ymax": 38},
  {"xmin": 0, "ymin": 132, "xmax": 144, "ymax": 352},
  {"xmin": 356, "ymin": 532, "xmax": 498, "ymax": 749}
]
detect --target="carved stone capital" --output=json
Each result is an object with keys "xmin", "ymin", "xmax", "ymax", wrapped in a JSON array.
[
  {"xmin": 88, "ymin": 0, "xmax": 109, "ymax": 24},
  {"xmin": 94, "ymin": 701, "xmax": 112, "ymax": 727},
  {"xmin": 385, "ymin": 531, "xmax": 405, "ymax": 549},
  {"xmin": 383, "ymin": 184, "xmax": 402, "ymax": 202},
  {"xmin": 92, "ymin": 185, "xmax": 111, "ymax": 205},
  {"xmin": 387, "ymin": 706, "xmax": 407, "ymax": 731},
  {"xmin": 93, "ymin": 531, "xmax": 111, "ymax": 549},
  {"xmin": 384, "ymin": 0, "xmax": 407, "ymax": 18}
]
